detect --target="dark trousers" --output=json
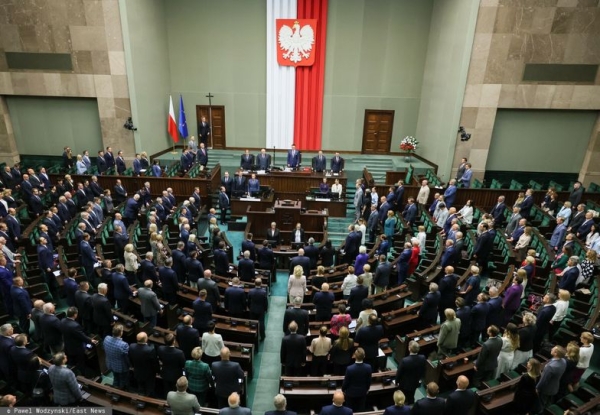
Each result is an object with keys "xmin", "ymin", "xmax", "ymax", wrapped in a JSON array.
[
  {"xmin": 135, "ymin": 375, "xmax": 156, "ymax": 397},
  {"xmin": 473, "ymin": 368, "xmax": 494, "ymax": 387},
  {"xmin": 18, "ymin": 314, "xmax": 30, "ymax": 335},
  {"xmin": 403, "ymin": 387, "xmax": 417, "ymax": 405},
  {"xmin": 284, "ymin": 365, "xmax": 302, "ymax": 376},
  {"xmin": 220, "ymin": 208, "xmax": 228, "ymax": 224},
  {"xmin": 116, "ymin": 298, "xmax": 130, "ymax": 314},
  {"xmin": 113, "ymin": 371, "xmax": 129, "ymax": 389},
  {"xmin": 364, "ymin": 357, "xmax": 379, "ymax": 372},
  {"xmin": 311, "ymin": 355, "xmax": 328, "ymax": 376},
  {"xmin": 345, "ymin": 395, "xmax": 366, "ymax": 413},
  {"xmin": 333, "ymin": 363, "xmax": 349, "ymax": 376},
  {"xmin": 144, "ymin": 315, "xmax": 157, "ymax": 329},
  {"xmin": 250, "ymin": 312, "xmax": 266, "ymax": 340},
  {"xmin": 163, "ymin": 379, "xmax": 177, "ymax": 397},
  {"xmin": 217, "ymin": 395, "xmax": 230, "ymax": 409}
]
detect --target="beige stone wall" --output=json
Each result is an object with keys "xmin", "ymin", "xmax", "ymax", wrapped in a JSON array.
[
  {"xmin": 0, "ymin": 0, "xmax": 134, "ymax": 164},
  {"xmin": 455, "ymin": 0, "xmax": 600, "ymax": 185}
]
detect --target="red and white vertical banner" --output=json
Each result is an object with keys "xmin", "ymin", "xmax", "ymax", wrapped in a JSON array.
[
  {"xmin": 294, "ymin": 0, "xmax": 327, "ymax": 151},
  {"xmin": 266, "ymin": 0, "xmax": 297, "ymax": 151}
]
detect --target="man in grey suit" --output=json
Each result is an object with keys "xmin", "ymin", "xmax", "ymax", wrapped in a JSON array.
[
  {"xmin": 504, "ymin": 207, "xmax": 521, "ymax": 236},
  {"xmin": 473, "ymin": 325, "xmax": 502, "ymax": 387},
  {"xmin": 219, "ymin": 392, "xmax": 251, "ymax": 415},
  {"xmin": 354, "ymin": 183, "xmax": 364, "ymax": 222},
  {"xmin": 167, "ymin": 376, "xmax": 201, "ymax": 415},
  {"xmin": 537, "ymin": 345, "xmax": 567, "ymax": 409},
  {"xmin": 138, "ymin": 280, "xmax": 162, "ymax": 328}
]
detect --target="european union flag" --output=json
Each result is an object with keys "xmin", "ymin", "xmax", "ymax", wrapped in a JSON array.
[{"xmin": 178, "ymin": 95, "xmax": 188, "ymax": 138}]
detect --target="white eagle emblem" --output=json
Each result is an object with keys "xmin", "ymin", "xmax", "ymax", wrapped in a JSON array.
[{"xmin": 278, "ymin": 21, "xmax": 315, "ymax": 64}]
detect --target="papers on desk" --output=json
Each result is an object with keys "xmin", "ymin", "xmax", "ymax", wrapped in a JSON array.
[
  {"xmin": 333, "ymin": 173, "xmax": 339, "ymax": 176},
  {"xmin": 53, "ymin": 270, "xmax": 61, "ymax": 277},
  {"xmin": 241, "ymin": 197, "xmax": 261, "ymax": 201},
  {"xmin": 315, "ymin": 198, "xmax": 331, "ymax": 202},
  {"xmin": 283, "ymin": 167, "xmax": 293, "ymax": 172},
  {"xmin": 81, "ymin": 392, "xmax": 91, "ymax": 400},
  {"xmin": 140, "ymin": 169, "xmax": 147, "ymax": 173},
  {"xmin": 378, "ymin": 348, "xmax": 385, "ymax": 357},
  {"xmin": 257, "ymin": 170, "xmax": 267, "ymax": 175},
  {"xmin": 348, "ymin": 320, "xmax": 357, "ymax": 331}
]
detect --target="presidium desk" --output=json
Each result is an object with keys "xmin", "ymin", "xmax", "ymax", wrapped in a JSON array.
[{"xmin": 234, "ymin": 169, "xmax": 348, "ymax": 217}]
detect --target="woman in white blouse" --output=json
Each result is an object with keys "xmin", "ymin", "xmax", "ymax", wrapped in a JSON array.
[
  {"xmin": 331, "ymin": 179, "xmax": 343, "ymax": 198},
  {"xmin": 124, "ymin": 243, "xmax": 139, "ymax": 285},
  {"xmin": 76, "ymin": 155, "xmax": 87, "ymax": 174},
  {"xmin": 288, "ymin": 265, "xmax": 307, "ymax": 304},
  {"xmin": 585, "ymin": 224, "xmax": 600, "ymax": 249},
  {"xmin": 573, "ymin": 331, "xmax": 595, "ymax": 390},
  {"xmin": 550, "ymin": 289, "xmax": 570, "ymax": 339},
  {"xmin": 457, "ymin": 200, "xmax": 474, "ymax": 225},
  {"xmin": 202, "ymin": 321, "xmax": 225, "ymax": 366},
  {"xmin": 341, "ymin": 266, "xmax": 357, "ymax": 299},
  {"xmin": 515, "ymin": 226, "xmax": 532, "ymax": 262}
]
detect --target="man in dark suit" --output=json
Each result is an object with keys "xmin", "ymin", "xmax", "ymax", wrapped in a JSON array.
[
  {"xmin": 157, "ymin": 333, "xmax": 185, "ymax": 397},
  {"xmin": 28, "ymin": 189, "xmax": 43, "ymax": 217},
  {"xmin": 419, "ymin": 282, "xmax": 441, "ymax": 328},
  {"xmin": 411, "ymin": 382, "xmax": 445, "ymax": 415},
  {"xmin": 366, "ymin": 205, "xmax": 379, "ymax": 243},
  {"xmin": 129, "ymin": 332, "xmax": 159, "ymax": 397},
  {"xmin": 112, "ymin": 264, "xmax": 133, "ymax": 314},
  {"xmin": 224, "ymin": 277, "xmax": 246, "ymax": 318},
  {"xmin": 576, "ymin": 212, "xmax": 595, "ymax": 240},
  {"xmin": 11, "ymin": 276, "xmax": 32, "ymax": 335},
  {"xmin": 473, "ymin": 325, "xmax": 502, "ymax": 387},
  {"xmin": 197, "ymin": 270, "xmax": 221, "ymax": 311},
  {"xmin": 198, "ymin": 116, "xmax": 210, "ymax": 146},
  {"xmin": 176, "ymin": 315, "xmax": 200, "ymax": 360},
  {"xmin": 265, "ymin": 394, "xmax": 297, "ymax": 415},
  {"xmin": 286, "ymin": 144, "xmax": 301, "ymax": 168},
  {"xmin": 140, "ymin": 252, "xmax": 158, "ymax": 284},
  {"xmin": 455, "ymin": 297, "xmax": 472, "ymax": 348},
  {"xmin": 40, "ymin": 302, "xmax": 65, "ymax": 356},
  {"xmin": 445, "ymin": 375, "xmax": 476, "ymax": 415},
  {"xmin": 312, "ymin": 151, "xmax": 327, "ymax": 172},
  {"xmin": 74, "ymin": 281, "xmax": 93, "ymax": 332},
  {"xmin": 473, "ymin": 222, "xmax": 494, "ymax": 276},
  {"xmin": 283, "ymin": 297, "xmax": 309, "ymax": 335},
  {"xmin": 374, "ymin": 254, "xmax": 391, "ymax": 292},
  {"xmin": 171, "ymin": 242, "xmax": 187, "ymax": 284},
  {"xmin": 319, "ymin": 391, "xmax": 352, "ymax": 415},
  {"xmin": 280, "ymin": 321, "xmax": 307, "ymax": 376},
  {"xmin": 342, "ymin": 348, "xmax": 372, "ymax": 412},
  {"xmin": 303, "ymin": 238, "xmax": 319, "ymax": 270},
  {"xmin": 219, "ymin": 187, "xmax": 230, "ymax": 225},
  {"xmin": 313, "ymin": 283, "xmax": 334, "ymax": 322},
  {"xmin": 266, "ymin": 222, "xmax": 281, "ymax": 245},
  {"xmin": 568, "ymin": 204, "xmax": 586, "ymax": 234},
  {"xmin": 197, "ymin": 143, "xmax": 208, "ymax": 166},
  {"xmin": 113, "ymin": 180, "xmax": 127, "ymax": 205},
  {"xmin": 159, "ymin": 258, "xmax": 179, "ymax": 305},
  {"xmin": 240, "ymin": 150, "xmax": 255, "ymax": 170},
  {"xmin": 519, "ymin": 188, "xmax": 534, "ymax": 219},
  {"xmin": 80, "ymin": 233, "xmax": 98, "ymax": 281},
  {"xmin": 343, "ymin": 225, "xmax": 361, "ymax": 264},
  {"xmin": 486, "ymin": 287, "xmax": 503, "ymax": 330},
  {"xmin": 60, "ymin": 306, "xmax": 96, "ymax": 374},
  {"xmin": 471, "ymin": 293, "xmax": 490, "ymax": 345},
  {"xmin": 289, "ymin": 249, "xmax": 310, "ymax": 278},
  {"xmin": 489, "ymin": 196, "xmax": 506, "ymax": 226},
  {"xmin": 330, "ymin": 153, "xmax": 345, "ymax": 173},
  {"xmin": 37, "ymin": 236, "xmax": 56, "ymax": 294},
  {"xmin": 534, "ymin": 293, "xmax": 557, "ymax": 352},
  {"xmin": 192, "ymin": 289, "xmax": 213, "ymax": 335},
  {"xmin": 185, "ymin": 250, "xmax": 204, "ymax": 285},
  {"xmin": 440, "ymin": 239, "xmax": 456, "ymax": 268},
  {"xmin": 92, "ymin": 283, "xmax": 113, "ymax": 338},
  {"xmin": 63, "ymin": 269, "xmax": 78, "ymax": 307},
  {"xmin": 238, "ymin": 251, "xmax": 255, "ymax": 282},
  {"xmin": 221, "ymin": 172, "xmax": 233, "ymax": 196},
  {"xmin": 537, "ymin": 345, "xmax": 567, "ymax": 409},
  {"xmin": 241, "ymin": 234, "xmax": 257, "ymax": 261},
  {"xmin": 257, "ymin": 149, "xmax": 271, "ymax": 170},
  {"xmin": 10, "ymin": 334, "xmax": 40, "ymax": 393},
  {"xmin": 248, "ymin": 278, "xmax": 268, "ymax": 341},
  {"xmin": 123, "ymin": 194, "xmax": 140, "ymax": 226},
  {"xmin": 211, "ymin": 347, "xmax": 245, "ymax": 409},
  {"xmin": 354, "ymin": 314, "xmax": 384, "ymax": 371},
  {"xmin": 0, "ymin": 324, "xmax": 15, "ymax": 384},
  {"xmin": 438, "ymin": 267, "xmax": 458, "ymax": 323},
  {"xmin": 348, "ymin": 276, "xmax": 368, "ymax": 319},
  {"xmin": 5, "ymin": 208, "xmax": 21, "ymax": 246},
  {"xmin": 395, "ymin": 340, "xmax": 426, "ymax": 404},
  {"xmin": 258, "ymin": 241, "xmax": 275, "ymax": 270}
]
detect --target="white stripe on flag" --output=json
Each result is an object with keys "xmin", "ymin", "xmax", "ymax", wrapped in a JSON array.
[{"xmin": 266, "ymin": 0, "xmax": 297, "ymax": 152}]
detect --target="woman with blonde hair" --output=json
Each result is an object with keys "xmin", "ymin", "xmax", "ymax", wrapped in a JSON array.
[
  {"xmin": 578, "ymin": 249, "xmax": 597, "ymax": 287},
  {"xmin": 383, "ymin": 390, "xmax": 410, "ymax": 415},
  {"xmin": 359, "ymin": 264, "xmax": 373, "ymax": 295},
  {"xmin": 560, "ymin": 341, "xmax": 580, "ymax": 396},
  {"xmin": 155, "ymin": 234, "xmax": 167, "ymax": 266},
  {"xmin": 287, "ymin": 264, "xmax": 306, "ymax": 303},
  {"xmin": 572, "ymin": 332, "xmax": 594, "ymax": 389},
  {"xmin": 309, "ymin": 326, "xmax": 332, "ymax": 376},
  {"xmin": 515, "ymin": 226, "xmax": 532, "ymax": 262},
  {"xmin": 513, "ymin": 312, "xmax": 537, "ymax": 368},
  {"xmin": 123, "ymin": 243, "xmax": 139, "ymax": 285},
  {"xmin": 496, "ymin": 323, "xmax": 519, "ymax": 378},
  {"xmin": 312, "ymin": 265, "xmax": 327, "ymax": 291},
  {"xmin": 185, "ymin": 347, "xmax": 212, "ymax": 406},
  {"xmin": 341, "ymin": 266, "xmax": 357, "ymax": 299},
  {"xmin": 76, "ymin": 154, "xmax": 87, "ymax": 174}
]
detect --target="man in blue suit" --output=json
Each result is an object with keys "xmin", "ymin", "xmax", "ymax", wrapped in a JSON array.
[
  {"xmin": 6, "ymin": 208, "xmax": 21, "ymax": 245},
  {"xmin": 0, "ymin": 256, "xmax": 14, "ymax": 316},
  {"xmin": 519, "ymin": 188, "xmax": 534, "ymax": 219},
  {"xmin": 218, "ymin": 187, "xmax": 229, "ymax": 225},
  {"xmin": 330, "ymin": 152, "xmax": 344, "ymax": 173},
  {"xmin": 286, "ymin": 144, "xmax": 300, "ymax": 168},
  {"xmin": 312, "ymin": 151, "xmax": 327, "ymax": 172},
  {"xmin": 123, "ymin": 194, "xmax": 140, "ymax": 227},
  {"xmin": 489, "ymin": 196, "xmax": 506, "ymax": 226},
  {"xmin": 63, "ymin": 268, "xmax": 79, "ymax": 307},
  {"xmin": 443, "ymin": 179, "xmax": 457, "ymax": 208},
  {"xmin": 460, "ymin": 163, "xmax": 473, "ymax": 188},
  {"xmin": 80, "ymin": 233, "xmax": 98, "ymax": 282},
  {"xmin": 440, "ymin": 239, "xmax": 455, "ymax": 268},
  {"xmin": 402, "ymin": 198, "xmax": 418, "ymax": 227},
  {"xmin": 11, "ymin": 277, "xmax": 32, "ymax": 334},
  {"xmin": 342, "ymin": 348, "xmax": 372, "ymax": 412},
  {"xmin": 112, "ymin": 264, "xmax": 133, "ymax": 314},
  {"xmin": 549, "ymin": 217, "xmax": 567, "ymax": 251},
  {"xmin": 133, "ymin": 154, "xmax": 142, "ymax": 175},
  {"xmin": 224, "ymin": 277, "xmax": 246, "ymax": 318},
  {"xmin": 214, "ymin": 241, "xmax": 230, "ymax": 276},
  {"xmin": 159, "ymin": 258, "xmax": 179, "ymax": 305},
  {"xmin": 237, "ymin": 251, "xmax": 255, "ymax": 283},
  {"xmin": 241, "ymin": 234, "xmax": 256, "ymax": 261},
  {"xmin": 508, "ymin": 218, "xmax": 526, "ymax": 246},
  {"xmin": 395, "ymin": 341, "xmax": 426, "ymax": 404},
  {"xmin": 319, "ymin": 391, "xmax": 352, "ymax": 415},
  {"xmin": 411, "ymin": 382, "xmax": 445, "ymax": 415},
  {"xmin": 576, "ymin": 212, "xmax": 594, "ymax": 240},
  {"xmin": 197, "ymin": 143, "xmax": 208, "ymax": 166},
  {"xmin": 558, "ymin": 256, "xmax": 580, "ymax": 293}
]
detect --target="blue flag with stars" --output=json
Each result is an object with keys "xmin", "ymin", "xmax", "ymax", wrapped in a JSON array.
[{"xmin": 178, "ymin": 95, "xmax": 188, "ymax": 138}]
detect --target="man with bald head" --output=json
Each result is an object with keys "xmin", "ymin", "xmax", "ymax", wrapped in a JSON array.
[
  {"xmin": 289, "ymin": 248, "xmax": 310, "ymax": 277},
  {"xmin": 319, "ymin": 390, "xmax": 352, "ymax": 415},
  {"xmin": 211, "ymin": 347, "xmax": 245, "ymax": 408},
  {"xmin": 280, "ymin": 321, "xmax": 307, "ymax": 376},
  {"xmin": 129, "ymin": 331, "xmax": 158, "ymax": 397},
  {"xmin": 445, "ymin": 375, "xmax": 476, "ymax": 414},
  {"xmin": 219, "ymin": 392, "xmax": 252, "ymax": 415}
]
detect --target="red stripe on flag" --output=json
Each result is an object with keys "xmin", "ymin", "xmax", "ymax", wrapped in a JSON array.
[
  {"xmin": 294, "ymin": 0, "xmax": 328, "ymax": 151},
  {"xmin": 168, "ymin": 96, "xmax": 179, "ymax": 143}
]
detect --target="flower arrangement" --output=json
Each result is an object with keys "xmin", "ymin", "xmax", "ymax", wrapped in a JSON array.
[{"xmin": 400, "ymin": 136, "xmax": 418, "ymax": 153}]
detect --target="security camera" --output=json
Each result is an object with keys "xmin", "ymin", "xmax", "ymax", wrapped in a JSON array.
[{"xmin": 124, "ymin": 117, "xmax": 137, "ymax": 131}]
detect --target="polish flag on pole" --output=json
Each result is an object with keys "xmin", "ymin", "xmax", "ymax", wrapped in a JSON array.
[{"xmin": 167, "ymin": 95, "xmax": 179, "ymax": 143}]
